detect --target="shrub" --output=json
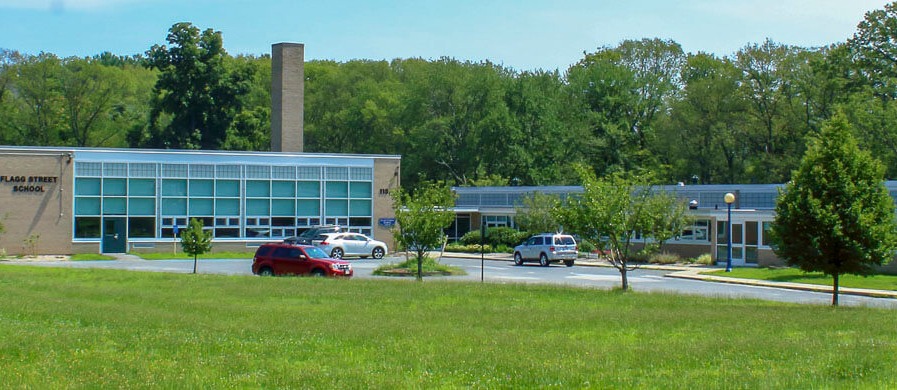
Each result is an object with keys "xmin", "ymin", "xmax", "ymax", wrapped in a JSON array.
[
  {"xmin": 578, "ymin": 239, "xmax": 596, "ymax": 253},
  {"xmin": 693, "ymin": 253, "xmax": 714, "ymax": 265},
  {"xmin": 445, "ymin": 243, "xmax": 493, "ymax": 253},
  {"xmin": 649, "ymin": 252, "xmax": 682, "ymax": 265},
  {"xmin": 459, "ymin": 230, "xmax": 482, "ymax": 245},
  {"xmin": 487, "ymin": 227, "xmax": 528, "ymax": 248}
]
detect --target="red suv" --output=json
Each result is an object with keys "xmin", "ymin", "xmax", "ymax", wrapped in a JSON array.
[{"xmin": 252, "ymin": 243, "xmax": 353, "ymax": 277}]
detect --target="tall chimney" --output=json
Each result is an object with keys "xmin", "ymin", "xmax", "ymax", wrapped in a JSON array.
[{"xmin": 271, "ymin": 43, "xmax": 304, "ymax": 152}]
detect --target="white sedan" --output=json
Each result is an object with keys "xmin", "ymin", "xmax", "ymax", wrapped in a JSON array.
[{"xmin": 314, "ymin": 233, "xmax": 389, "ymax": 259}]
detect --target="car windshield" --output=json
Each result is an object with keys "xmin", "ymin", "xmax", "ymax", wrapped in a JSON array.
[{"xmin": 304, "ymin": 247, "xmax": 331, "ymax": 259}]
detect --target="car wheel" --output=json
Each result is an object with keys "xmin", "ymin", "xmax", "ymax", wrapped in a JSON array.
[
  {"xmin": 331, "ymin": 248, "xmax": 344, "ymax": 259},
  {"xmin": 564, "ymin": 259, "xmax": 574, "ymax": 267},
  {"xmin": 372, "ymin": 247, "xmax": 385, "ymax": 259},
  {"xmin": 259, "ymin": 267, "xmax": 274, "ymax": 276},
  {"xmin": 513, "ymin": 252, "xmax": 523, "ymax": 266},
  {"xmin": 311, "ymin": 268, "xmax": 326, "ymax": 277},
  {"xmin": 539, "ymin": 253, "xmax": 549, "ymax": 267}
]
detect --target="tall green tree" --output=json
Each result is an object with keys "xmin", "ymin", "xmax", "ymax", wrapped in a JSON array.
[
  {"xmin": 771, "ymin": 112, "xmax": 897, "ymax": 306},
  {"xmin": 134, "ymin": 22, "xmax": 253, "ymax": 149},
  {"xmin": 391, "ymin": 183, "xmax": 456, "ymax": 281},
  {"xmin": 180, "ymin": 218, "xmax": 213, "ymax": 274},
  {"xmin": 514, "ymin": 191, "xmax": 562, "ymax": 234}
]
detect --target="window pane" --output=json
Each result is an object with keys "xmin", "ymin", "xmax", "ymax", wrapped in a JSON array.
[
  {"xmin": 129, "ymin": 179, "xmax": 155, "ymax": 196},
  {"xmin": 162, "ymin": 179, "xmax": 187, "ymax": 196},
  {"xmin": 326, "ymin": 182, "xmax": 348, "ymax": 198},
  {"xmin": 272, "ymin": 181, "xmax": 295, "ymax": 197},
  {"xmin": 189, "ymin": 198, "xmax": 214, "ymax": 215},
  {"xmin": 325, "ymin": 199, "xmax": 348, "ymax": 216},
  {"xmin": 103, "ymin": 198, "xmax": 126, "ymax": 215},
  {"xmin": 349, "ymin": 182, "xmax": 372, "ymax": 198},
  {"xmin": 75, "ymin": 197, "xmax": 101, "ymax": 215},
  {"xmin": 297, "ymin": 199, "xmax": 319, "ymax": 216},
  {"xmin": 732, "ymin": 224, "xmax": 743, "ymax": 244},
  {"xmin": 297, "ymin": 181, "xmax": 320, "ymax": 197},
  {"xmin": 349, "ymin": 200, "xmax": 371, "ymax": 216},
  {"xmin": 161, "ymin": 198, "xmax": 187, "ymax": 215},
  {"xmin": 75, "ymin": 178, "xmax": 101, "ymax": 195},
  {"xmin": 216, "ymin": 180, "xmax": 240, "ymax": 197},
  {"xmin": 247, "ymin": 199, "xmax": 269, "ymax": 215},
  {"xmin": 762, "ymin": 222, "xmax": 773, "ymax": 246},
  {"xmin": 272, "ymin": 199, "xmax": 295, "ymax": 216},
  {"xmin": 216, "ymin": 199, "xmax": 240, "ymax": 215},
  {"xmin": 75, "ymin": 217, "xmax": 101, "ymax": 238},
  {"xmin": 103, "ymin": 178, "xmax": 126, "ymax": 196},
  {"xmin": 189, "ymin": 179, "xmax": 214, "ymax": 197},
  {"xmin": 246, "ymin": 180, "xmax": 270, "ymax": 197},
  {"xmin": 128, "ymin": 217, "xmax": 155, "ymax": 238},
  {"xmin": 129, "ymin": 198, "xmax": 155, "ymax": 215},
  {"xmin": 745, "ymin": 221, "xmax": 758, "ymax": 246}
]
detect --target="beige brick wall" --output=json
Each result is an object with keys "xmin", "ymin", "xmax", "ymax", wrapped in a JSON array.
[
  {"xmin": 0, "ymin": 151, "xmax": 74, "ymax": 255},
  {"xmin": 372, "ymin": 158, "xmax": 400, "ymax": 251}
]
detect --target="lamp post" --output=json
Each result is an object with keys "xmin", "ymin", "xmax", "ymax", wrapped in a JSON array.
[{"xmin": 724, "ymin": 192, "xmax": 735, "ymax": 272}]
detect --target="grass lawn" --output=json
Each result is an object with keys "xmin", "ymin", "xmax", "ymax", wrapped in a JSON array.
[
  {"xmin": 70, "ymin": 254, "xmax": 116, "ymax": 261},
  {"xmin": 135, "ymin": 251, "xmax": 255, "ymax": 260},
  {"xmin": 1, "ymin": 266, "xmax": 895, "ymax": 388},
  {"xmin": 710, "ymin": 267, "xmax": 897, "ymax": 291}
]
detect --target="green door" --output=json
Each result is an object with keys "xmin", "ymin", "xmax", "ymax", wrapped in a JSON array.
[{"xmin": 102, "ymin": 217, "xmax": 127, "ymax": 253}]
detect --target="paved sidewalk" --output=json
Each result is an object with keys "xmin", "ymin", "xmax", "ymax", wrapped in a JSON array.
[{"xmin": 434, "ymin": 251, "xmax": 897, "ymax": 300}]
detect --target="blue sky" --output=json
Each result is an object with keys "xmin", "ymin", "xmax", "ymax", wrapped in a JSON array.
[{"xmin": 0, "ymin": 0, "xmax": 892, "ymax": 71}]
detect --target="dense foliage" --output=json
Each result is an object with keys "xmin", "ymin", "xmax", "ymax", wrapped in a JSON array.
[
  {"xmin": 4, "ymin": 4, "xmax": 897, "ymax": 188},
  {"xmin": 390, "ymin": 183, "xmax": 456, "ymax": 280}
]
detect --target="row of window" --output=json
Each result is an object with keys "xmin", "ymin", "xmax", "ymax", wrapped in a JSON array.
[{"xmin": 76, "ymin": 216, "xmax": 375, "ymax": 240}]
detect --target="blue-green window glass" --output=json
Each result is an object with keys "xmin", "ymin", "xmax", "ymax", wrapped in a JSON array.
[
  {"xmin": 216, "ymin": 199, "xmax": 240, "ymax": 215},
  {"xmin": 349, "ymin": 182, "xmax": 372, "ymax": 198},
  {"xmin": 325, "ymin": 199, "xmax": 348, "ymax": 216},
  {"xmin": 161, "ymin": 198, "xmax": 187, "ymax": 215},
  {"xmin": 103, "ymin": 198, "xmax": 126, "ymax": 215},
  {"xmin": 129, "ymin": 198, "xmax": 155, "ymax": 215},
  {"xmin": 349, "ymin": 200, "xmax": 372, "ymax": 216},
  {"xmin": 326, "ymin": 182, "xmax": 348, "ymax": 198},
  {"xmin": 246, "ymin": 199, "xmax": 269, "ymax": 215},
  {"xmin": 297, "ymin": 199, "xmax": 319, "ymax": 216},
  {"xmin": 297, "ymin": 181, "xmax": 320, "ymax": 197},
  {"xmin": 103, "ymin": 178, "xmax": 126, "ymax": 196},
  {"xmin": 272, "ymin": 181, "xmax": 295, "ymax": 197},
  {"xmin": 189, "ymin": 199, "xmax": 214, "ymax": 215},
  {"xmin": 216, "ymin": 180, "xmax": 240, "ymax": 197},
  {"xmin": 75, "ymin": 178, "xmax": 101, "ymax": 195},
  {"xmin": 75, "ymin": 197, "xmax": 101, "ymax": 215},
  {"xmin": 189, "ymin": 180, "xmax": 214, "ymax": 197},
  {"xmin": 162, "ymin": 179, "xmax": 187, "ymax": 196},
  {"xmin": 272, "ymin": 199, "xmax": 295, "ymax": 216},
  {"xmin": 246, "ymin": 180, "xmax": 270, "ymax": 197},
  {"xmin": 129, "ymin": 179, "xmax": 155, "ymax": 196}
]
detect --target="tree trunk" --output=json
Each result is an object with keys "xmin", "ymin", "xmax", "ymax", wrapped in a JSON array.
[
  {"xmin": 416, "ymin": 254, "xmax": 423, "ymax": 282},
  {"xmin": 832, "ymin": 273, "xmax": 839, "ymax": 306},
  {"xmin": 193, "ymin": 254, "xmax": 198, "ymax": 274},
  {"xmin": 620, "ymin": 267, "xmax": 629, "ymax": 291}
]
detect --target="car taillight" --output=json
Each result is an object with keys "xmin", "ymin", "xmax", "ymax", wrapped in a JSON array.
[
  {"xmin": 320, "ymin": 241, "xmax": 329, "ymax": 245},
  {"xmin": 549, "ymin": 246, "xmax": 555, "ymax": 251}
]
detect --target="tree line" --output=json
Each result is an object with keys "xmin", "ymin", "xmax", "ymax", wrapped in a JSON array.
[{"xmin": 3, "ymin": 4, "xmax": 897, "ymax": 189}]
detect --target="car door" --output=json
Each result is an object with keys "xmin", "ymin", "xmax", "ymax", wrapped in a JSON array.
[
  {"xmin": 523, "ymin": 236, "xmax": 541, "ymax": 260},
  {"xmin": 273, "ymin": 247, "xmax": 309, "ymax": 275},
  {"xmin": 344, "ymin": 234, "xmax": 366, "ymax": 256}
]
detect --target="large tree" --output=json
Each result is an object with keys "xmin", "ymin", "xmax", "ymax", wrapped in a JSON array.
[
  {"xmin": 391, "ymin": 183, "xmax": 456, "ymax": 281},
  {"xmin": 134, "ymin": 22, "xmax": 253, "ymax": 149},
  {"xmin": 771, "ymin": 112, "xmax": 897, "ymax": 306}
]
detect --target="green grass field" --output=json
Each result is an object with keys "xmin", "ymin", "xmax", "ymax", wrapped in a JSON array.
[
  {"xmin": 1, "ymin": 266, "xmax": 895, "ymax": 388},
  {"xmin": 135, "ymin": 251, "xmax": 256, "ymax": 260},
  {"xmin": 712, "ymin": 267, "xmax": 897, "ymax": 291}
]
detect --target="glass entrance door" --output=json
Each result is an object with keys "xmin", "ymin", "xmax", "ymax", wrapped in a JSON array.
[{"xmin": 716, "ymin": 220, "xmax": 745, "ymax": 266}]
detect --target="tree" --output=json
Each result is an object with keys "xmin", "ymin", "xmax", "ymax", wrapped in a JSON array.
[
  {"xmin": 391, "ymin": 183, "xmax": 456, "ymax": 281},
  {"xmin": 133, "ymin": 22, "xmax": 253, "ymax": 149},
  {"xmin": 555, "ymin": 166, "xmax": 689, "ymax": 290},
  {"xmin": 771, "ymin": 112, "xmax": 897, "ymax": 306},
  {"xmin": 180, "ymin": 218, "xmax": 213, "ymax": 274},
  {"xmin": 514, "ymin": 191, "xmax": 562, "ymax": 234}
]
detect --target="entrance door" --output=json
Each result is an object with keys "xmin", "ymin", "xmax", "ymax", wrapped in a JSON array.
[
  {"xmin": 716, "ymin": 220, "xmax": 745, "ymax": 267},
  {"xmin": 102, "ymin": 217, "xmax": 127, "ymax": 253}
]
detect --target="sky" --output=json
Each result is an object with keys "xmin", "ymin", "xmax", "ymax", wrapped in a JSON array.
[{"xmin": 0, "ymin": 0, "xmax": 893, "ymax": 71}]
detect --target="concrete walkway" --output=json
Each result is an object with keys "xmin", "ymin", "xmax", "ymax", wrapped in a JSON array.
[{"xmin": 435, "ymin": 251, "xmax": 897, "ymax": 300}]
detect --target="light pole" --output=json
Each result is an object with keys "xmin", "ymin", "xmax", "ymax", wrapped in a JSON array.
[{"xmin": 724, "ymin": 192, "xmax": 735, "ymax": 272}]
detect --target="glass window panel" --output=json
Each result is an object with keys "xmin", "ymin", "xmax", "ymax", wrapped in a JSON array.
[
  {"xmin": 326, "ymin": 182, "xmax": 348, "ymax": 198},
  {"xmin": 297, "ymin": 199, "xmax": 320, "ymax": 216},
  {"xmin": 349, "ymin": 182, "xmax": 372, "ymax": 198},
  {"xmin": 103, "ymin": 198, "xmax": 126, "ymax": 215},
  {"xmin": 102, "ymin": 178, "xmax": 126, "ymax": 196},
  {"xmin": 128, "ymin": 217, "xmax": 155, "ymax": 238},
  {"xmin": 74, "ymin": 217, "xmax": 101, "ymax": 238},
  {"xmin": 129, "ymin": 163, "xmax": 156, "ymax": 177},
  {"xmin": 732, "ymin": 224, "xmax": 743, "ymax": 244},
  {"xmin": 216, "ymin": 180, "xmax": 240, "ymax": 197},
  {"xmin": 297, "ymin": 166, "xmax": 321, "ymax": 180},
  {"xmin": 161, "ymin": 198, "xmax": 187, "ymax": 215},
  {"xmin": 746, "ymin": 247, "xmax": 758, "ymax": 264},
  {"xmin": 129, "ymin": 179, "xmax": 155, "ymax": 196},
  {"xmin": 189, "ymin": 180, "xmax": 214, "ymax": 197},
  {"xmin": 247, "ymin": 199, "xmax": 269, "ymax": 215},
  {"xmin": 217, "ymin": 165, "xmax": 241, "ymax": 178},
  {"xmin": 745, "ymin": 221, "xmax": 758, "ymax": 246},
  {"xmin": 297, "ymin": 181, "xmax": 320, "ymax": 197},
  {"xmin": 75, "ymin": 197, "xmax": 101, "ymax": 215},
  {"xmin": 75, "ymin": 162, "xmax": 102, "ymax": 176},
  {"xmin": 162, "ymin": 179, "xmax": 187, "ymax": 196},
  {"xmin": 272, "ymin": 181, "xmax": 296, "ymax": 197},
  {"xmin": 129, "ymin": 198, "xmax": 155, "ymax": 215},
  {"xmin": 216, "ymin": 199, "xmax": 240, "ymax": 215},
  {"xmin": 189, "ymin": 198, "xmax": 214, "ymax": 215},
  {"xmin": 246, "ymin": 180, "xmax": 270, "ymax": 197},
  {"xmin": 272, "ymin": 199, "xmax": 295, "ymax": 216},
  {"xmin": 75, "ymin": 178, "xmax": 101, "ymax": 195},
  {"xmin": 325, "ymin": 199, "xmax": 348, "ymax": 216},
  {"xmin": 762, "ymin": 222, "xmax": 773, "ymax": 246},
  {"xmin": 215, "ymin": 228, "xmax": 240, "ymax": 238},
  {"xmin": 272, "ymin": 166, "xmax": 295, "ymax": 179},
  {"xmin": 349, "ymin": 200, "xmax": 371, "ymax": 216}
]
